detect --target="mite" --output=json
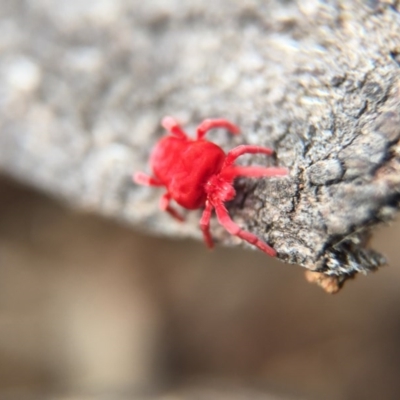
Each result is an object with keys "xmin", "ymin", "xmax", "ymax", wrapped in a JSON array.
[{"xmin": 134, "ymin": 117, "xmax": 288, "ymax": 256}]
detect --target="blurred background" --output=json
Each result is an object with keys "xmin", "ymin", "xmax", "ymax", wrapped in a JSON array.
[
  {"xmin": 1, "ymin": 175, "xmax": 400, "ymax": 400},
  {"xmin": 1, "ymin": 1, "xmax": 400, "ymax": 399}
]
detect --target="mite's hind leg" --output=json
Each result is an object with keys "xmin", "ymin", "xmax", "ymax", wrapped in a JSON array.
[
  {"xmin": 160, "ymin": 192, "xmax": 185, "ymax": 222},
  {"xmin": 196, "ymin": 119, "xmax": 240, "ymax": 140},
  {"xmin": 133, "ymin": 172, "xmax": 164, "ymax": 186},
  {"xmin": 161, "ymin": 116, "xmax": 187, "ymax": 139}
]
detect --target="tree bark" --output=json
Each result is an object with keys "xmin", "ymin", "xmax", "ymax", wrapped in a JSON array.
[{"xmin": 0, "ymin": 0, "xmax": 399, "ymax": 285}]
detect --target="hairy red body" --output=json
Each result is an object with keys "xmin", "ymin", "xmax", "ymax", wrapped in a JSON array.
[
  {"xmin": 134, "ymin": 117, "xmax": 288, "ymax": 257},
  {"xmin": 151, "ymin": 137, "xmax": 225, "ymax": 209}
]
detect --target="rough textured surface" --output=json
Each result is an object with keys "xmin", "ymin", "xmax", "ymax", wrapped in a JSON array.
[{"xmin": 0, "ymin": 0, "xmax": 400, "ymax": 282}]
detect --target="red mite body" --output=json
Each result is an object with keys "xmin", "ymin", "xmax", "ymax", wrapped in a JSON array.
[
  {"xmin": 134, "ymin": 117, "xmax": 288, "ymax": 257},
  {"xmin": 151, "ymin": 137, "xmax": 225, "ymax": 209}
]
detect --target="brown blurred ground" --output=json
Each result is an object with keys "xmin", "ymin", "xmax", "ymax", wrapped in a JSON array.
[{"xmin": 1, "ymin": 175, "xmax": 400, "ymax": 400}]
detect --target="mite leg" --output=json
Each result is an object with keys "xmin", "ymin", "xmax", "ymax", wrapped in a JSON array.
[
  {"xmin": 160, "ymin": 192, "xmax": 185, "ymax": 222},
  {"xmin": 214, "ymin": 203, "xmax": 277, "ymax": 257},
  {"xmin": 134, "ymin": 172, "xmax": 164, "ymax": 186},
  {"xmin": 200, "ymin": 200, "xmax": 214, "ymax": 248},
  {"xmin": 222, "ymin": 166, "xmax": 289, "ymax": 180},
  {"xmin": 161, "ymin": 116, "xmax": 187, "ymax": 139},
  {"xmin": 196, "ymin": 119, "xmax": 240, "ymax": 140},
  {"xmin": 223, "ymin": 145, "xmax": 275, "ymax": 168}
]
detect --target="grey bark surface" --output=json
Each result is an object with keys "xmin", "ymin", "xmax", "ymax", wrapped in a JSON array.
[{"xmin": 0, "ymin": 0, "xmax": 400, "ymax": 282}]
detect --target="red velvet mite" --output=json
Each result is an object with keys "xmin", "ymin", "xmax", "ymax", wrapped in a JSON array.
[{"xmin": 134, "ymin": 116, "xmax": 288, "ymax": 256}]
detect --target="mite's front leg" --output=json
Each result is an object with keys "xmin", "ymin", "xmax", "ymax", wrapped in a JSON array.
[{"xmin": 200, "ymin": 200, "xmax": 214, "ymax": 248}]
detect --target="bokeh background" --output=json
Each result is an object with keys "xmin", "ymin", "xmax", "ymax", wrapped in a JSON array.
[
  {"xmin": 1, "ymin": 1, "xmax": 400, "ymax": 399},
  {"xmin": 1, "ymin": 175, "xmax": 400, "ymax": 400}
]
